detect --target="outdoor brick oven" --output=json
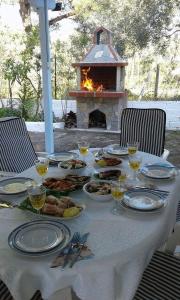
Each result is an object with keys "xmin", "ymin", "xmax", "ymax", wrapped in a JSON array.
[{"xmin": 69, "ymin": 27, "xmax": 128, "ymax": 130}]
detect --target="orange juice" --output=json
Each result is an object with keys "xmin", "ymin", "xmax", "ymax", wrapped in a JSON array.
[
  {"xmin": 79, "ymin": 147, "xmax": 89, "ymax": 156},
  {"xmin": 36, "ymin": 164, "xmax": 48, "ymax": 176}
]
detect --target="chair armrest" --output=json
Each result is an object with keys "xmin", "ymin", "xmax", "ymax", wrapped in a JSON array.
[{"xmin": 161, "ymin": 149, "xmax": 170, "ymax": 160}]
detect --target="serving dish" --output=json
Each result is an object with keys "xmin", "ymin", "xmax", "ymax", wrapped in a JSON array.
[
  {"xmin": 93, "ymin": 168, "xmax": 122, "ymax": 181},
  {"xmin": 43, "ymin": 175, "xmax": 91, "ymax": 194},
  {"xmin": 58, "ymin": 159, "xmax": 87, "ymax": 175},
  {"xmin": 19, "ymin": 195, "xmax": 85, "ymax": 220},
  {"xmin": 95, "ymin": 156, "xmax": 122, "ymax": 167},
  {"xmin": 83, "ymin": 180, "xmax": 112, "ymax": 202}
]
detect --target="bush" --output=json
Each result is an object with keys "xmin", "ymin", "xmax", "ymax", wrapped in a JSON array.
[{"xmin": 0, "ymin": 108, "xmax": 21, "ymax": 118}]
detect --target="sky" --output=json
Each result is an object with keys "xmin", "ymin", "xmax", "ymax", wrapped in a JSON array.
[{"xmin": 0, "ymin": 3, "xmax": 76, "ymax": 41}]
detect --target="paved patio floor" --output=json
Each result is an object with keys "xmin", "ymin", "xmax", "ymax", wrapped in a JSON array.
[{"xmin": 29, "ymin": 129, "xmax": 180, "ymax": 168}]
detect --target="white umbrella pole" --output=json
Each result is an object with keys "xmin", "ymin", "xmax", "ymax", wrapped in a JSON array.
[{"xmin": 38, "ymin": 0, "xmax": 54, "ymax": 154}]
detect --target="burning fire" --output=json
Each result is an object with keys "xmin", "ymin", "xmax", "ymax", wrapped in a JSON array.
[{"xmin": 81, "ymin": 67, "xmax": 104, "ymax": 92}]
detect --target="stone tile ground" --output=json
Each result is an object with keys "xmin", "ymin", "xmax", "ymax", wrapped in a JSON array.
[{"xmin": 29, "ymin": 129, "xmax": 180, "ymax": 168}]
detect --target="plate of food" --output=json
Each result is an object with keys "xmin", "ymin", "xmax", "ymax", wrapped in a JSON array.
[
  {"xmin": 58, "ymin": 159, "xmax": 87, "ymax": 175},
  {"xmin": 47, "ymin": 152, "xmax": 78, "ymax": 162},
  {"xmin": 0, "ymin": 177, "xmax": 35, "ymax": 195},
  {"xmin": 93, "ymin": 169, "xmax": 122, "ymax": 181},
  {"xmin": 43, "ymin": 175, "xmax": 91, "ymax": 194},
  {"xmin": 83, "ymin": 180, "xmax": 112, "ymax": 202},
  {"xmin": 140, "ymin": 163, "xmax": 177, "ymax": 179},
  {"xmin": 95, "ymin": 156, "xmax": 122, "ymax": 167},
  {"xmin": 19, "ymin": 195, "xmax": 85, "ymax": 220}
]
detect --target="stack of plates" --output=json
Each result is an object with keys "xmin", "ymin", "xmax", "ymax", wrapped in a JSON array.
[
  {"xmin": 121, "ymin": 190, "xmax": 167, "ymax": 214},
  {"xmin": 8, "ymin": 220, "xmax": 71, "ymax": 256},
  {"xmin": 140, "ymin": 164, "xmax": 177, "ymax": 180}
]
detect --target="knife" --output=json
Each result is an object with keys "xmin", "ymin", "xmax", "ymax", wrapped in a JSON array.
[
  {"xmin": 61, "ymin": 232, "xmax": 80, "ymax": 269},
  {"xmin": 69, "ymin": 232, "xmax": 90, "ymax": 268}
]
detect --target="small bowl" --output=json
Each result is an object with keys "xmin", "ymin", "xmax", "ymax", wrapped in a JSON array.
[
  {"xmin": 83, "ymin": 180, "xmax": 113, "ymax": 202},
  {"xmin": 58, "ymin": 159, "xmax": 87, "ymax": 175}
]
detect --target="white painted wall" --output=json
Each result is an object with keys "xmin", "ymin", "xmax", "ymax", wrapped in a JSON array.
[{"xmin": 52, "ymin": 100, "xmax": 180, "ymax": 130}]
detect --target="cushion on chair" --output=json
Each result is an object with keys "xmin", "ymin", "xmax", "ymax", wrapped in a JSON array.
[
  {"xmin": 0, "ymin": 117, "xmax": 37, "ymax": 173},
  {"xmin": 134, "ymin": 250, "xmax": 180, "ymax": 300},
  {"xmin": 120, "ymin": 108, "xmax": 166, "ymax": 156}
]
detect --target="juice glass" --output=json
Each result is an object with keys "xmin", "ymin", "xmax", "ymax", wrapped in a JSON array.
[
  {"xmin": 77, "ymin": 141, "xmax": 89, "ymax": 157},
  {"xmin": 111, "ymin": 182, "xmax": 127, "ymax": 215},
  {"xmin": 129, "ymin": 154, "xmax": 142, "ymax": 183},
  {"xmin": 27, "ymin": 185, "xmax": 46, "ymax": 214},
  {"xmin": 127, "ymin": 142, "xmax": 139, "ymax": 155},
  {"xmin": 35, "ymin": 158, "xmax": 49, "ymax": 183}
]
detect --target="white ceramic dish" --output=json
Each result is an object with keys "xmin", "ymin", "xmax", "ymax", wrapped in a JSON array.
[
  {"xmin": 140, "ymin": 164, "xmax": 177, "ymax": 179},
  {"xmin": 58, "ymin": 160, "xmax": 87, "ymax": 175},
  {"xmin": 123, "ymin": 190, "xmax": 165, "ymax": 211},
  {"xmin": 107, "ymin": 144, "xmax": 128, "ymax": 156},
  {"xmin": 47, "ymin": 152, "xmax": 78, "ymax": 162},
  {"xmin": 83, "ymin": 180, "xmax": 113, "ymax": 202},
  {"xmin": 0, "ymin": 177, "xmax": 35, "ymax": 195}
]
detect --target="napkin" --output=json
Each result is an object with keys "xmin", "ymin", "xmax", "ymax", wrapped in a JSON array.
[{"xmin": 51, "ymin": 233, "xmax": 94, "ymax": 268}]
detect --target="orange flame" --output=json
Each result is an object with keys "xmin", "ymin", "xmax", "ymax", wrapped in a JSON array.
[{"xmin": 81, "ymin": 67, "xmax": 104, "ymax": 92}]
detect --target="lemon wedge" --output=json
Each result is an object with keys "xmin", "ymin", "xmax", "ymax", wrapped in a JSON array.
[
  {"xmin": 63, "ymin": 207, "xmax": 80, "ymax": 218},
  {"xmin": 97, "ymin": 160, "xmax": 107, "ymax": 167}
]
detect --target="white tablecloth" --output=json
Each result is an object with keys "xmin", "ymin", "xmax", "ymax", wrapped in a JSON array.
[{"xmin": 0, "ymin": 151, "xmax": 179, "ymax": 300}]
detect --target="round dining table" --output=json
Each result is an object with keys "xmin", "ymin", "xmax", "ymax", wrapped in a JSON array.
[{"xmin": 0, "ymin": 149, "xmax": 179, "ymax": 300}]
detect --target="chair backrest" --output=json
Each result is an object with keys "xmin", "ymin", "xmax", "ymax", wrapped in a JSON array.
[
  {"xmin": 0, "ymin": 117, "xmax": 37, "ymax": 173},
  {"xmin": 120, "ymin": 108, "xmax": 166, "ymax": 156}
]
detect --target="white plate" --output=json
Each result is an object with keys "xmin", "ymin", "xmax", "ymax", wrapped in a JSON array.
[
  {"xmin": 0, "ymin": 177, "xmax": 35, "ymax": 195},
  {"xmin": 47, "ymin": 152, "xmax": 78, "ymax": 162},
  {"xmin": 8, "ymin": 220, "xmax": 71, "ymax": 256},
  {"xmin": 107, "ymin": 145, "xmax": 128, "ymax": 156},
  {"xmin": 140, "ymin": 164, "xmax": 176, "ymax": 179},
  {"xmin": 123, "ymin": 191, "xmax": 165, "ymax": 211},
  {"xmin": 120, "ymin": 199, "xmax": 166, "ymax": 214}
]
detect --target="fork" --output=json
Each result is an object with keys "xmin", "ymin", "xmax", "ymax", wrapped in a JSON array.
[{"xmin": 62, "ymin": 232, "xmax": 81, "ymax": 269}]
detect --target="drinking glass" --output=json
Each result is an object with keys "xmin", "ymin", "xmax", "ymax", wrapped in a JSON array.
[
  {"xmin": 111, "ymin": 182, "xmax": 127, "ymax": 215},
  {"xmin": 77, "ymin": 141, "xmax": 89, "ymax": 157},
  {"xmin": 118, "ymin": 170, "xmax": 128, "ymax": 183},
  {"xmin": 35, "ymin": 158, "xmax": 49, "ymax": 183},
  {"xmin": 127, "ymin": 142, "xmax": 139, "ymax": 155},
  {"xmin": 129, "ymin": 154, "xmax": 142, "ymax": 183},
  {"xmin": 27, "ymin": 185, "xmax": 46, "ymax": 214}
]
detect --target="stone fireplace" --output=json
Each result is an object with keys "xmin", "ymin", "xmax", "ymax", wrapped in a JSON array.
[{"xmin": 69, "ymin": 27, "xmax": 128, "ymax": 131}]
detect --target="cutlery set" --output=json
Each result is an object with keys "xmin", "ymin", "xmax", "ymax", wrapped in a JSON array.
[{"xmin": 51, "ymin": 232, "xmax": 92, "ymax": 269}]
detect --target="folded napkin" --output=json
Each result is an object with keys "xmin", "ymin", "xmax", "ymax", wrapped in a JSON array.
[{"xmin": 51, "ymin": 232, "xmax": 94, "ymax": 268}]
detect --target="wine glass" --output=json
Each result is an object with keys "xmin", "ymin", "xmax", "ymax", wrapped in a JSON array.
[
  {"xmin": 111, "ymin": 181, "xmax": 127, "ymax": 215},
  {"xmin": 127, "ymin": 142, "xmax": 139, "ymax": 155},
  {"xmin": 27, "ymin": 185, "xmax": 46, "ymax": 214},
  {"xmin": 35, "ymin": 158, "xmax": 49, "ymax": 184},
  {"xmin": 129, "ymin": 154, "xmax": 142, "ymax": 184},
  {"xmin": 118, "ymin": 170, "xmax": 128, "ymax": 183},
  {"xmin": 78, "ymin": 141, "xmax": 89, "ymax": 157}
]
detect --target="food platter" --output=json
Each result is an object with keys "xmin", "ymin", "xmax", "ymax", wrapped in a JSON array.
[
  {"xmin": 43, "ymin": 175, "xmax": 91, "ymax": 193},
  {"xmin": 95, "ymin": 156, "xmax": 122, "ymax": 167},
  {"xmin": 0, "ymin": 177, "xmax": 35, "ymax": 195},
  {"xmin": 140, "ymin": 164, "xmax": 177, "ymax": 179},
  {"xmin": 83, "ymin": 181, "xmax": 112, "ymax": 202},
  {"xmin": 8, "ymin": 220, "xmax": 71, "ymax": 256},
  {"xmin": 19, "ymin": 195, "xmax": 85, "ymax": 220},
  {"xmin": 47, "ymin": 152, "xmax": 78, "ymax": 162},
  {"xmin": 93, "ymin": 169, "xmax": 121, "ymax": 181}
]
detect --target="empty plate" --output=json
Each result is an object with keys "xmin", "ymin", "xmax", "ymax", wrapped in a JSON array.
[
  {"xmin": 107, "ymin": 145, "xmax": 128, "ymax": 156},
  {"xmin": 8, "ymin": 220, "xmax": 71, "ymax": 256},
  {"xmin": 47, "ymin": 152, "xmax": 78, "ymax": 162},
  {"xmin": 123, "ymin": 190, "xmax": 165, "ymax": 211},
  {"xmin": 140, "ymin": 164, "xmax": 176, "ymax": 179}
]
